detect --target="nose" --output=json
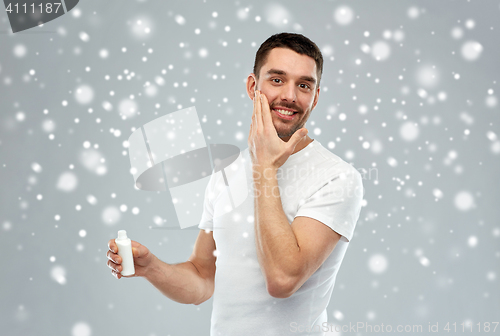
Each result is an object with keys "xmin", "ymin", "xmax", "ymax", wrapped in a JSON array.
[{"xmin": 279, "ymin": 82, "xmax": 297, "ymax": 103}]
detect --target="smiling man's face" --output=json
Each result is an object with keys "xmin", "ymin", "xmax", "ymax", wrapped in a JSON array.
[{"xmin": 247, "ymin": 47, "xmax": 320, "ymax": 141}]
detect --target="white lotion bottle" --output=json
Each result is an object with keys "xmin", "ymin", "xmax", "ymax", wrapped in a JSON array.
[{"xmin": 115, "ymin": 230, "xmax": 135, "ymax": 276}]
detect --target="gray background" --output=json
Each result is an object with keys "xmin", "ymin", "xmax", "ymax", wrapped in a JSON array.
[{"xmin": 1, "ymin": 0, "xmax": 499, "ymax": 335}]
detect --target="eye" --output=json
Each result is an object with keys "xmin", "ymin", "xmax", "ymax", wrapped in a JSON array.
[
  {"xmin": 299, "ymin": 83, "xmax": 310, "ymax": 89},
  {"xmin": 272, "ymin": 78, "xmax": 283, "ymax": 84}
]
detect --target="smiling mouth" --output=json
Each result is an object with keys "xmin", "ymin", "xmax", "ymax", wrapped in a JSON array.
[
  {"xmin": 272, "ymin": 108, "xmax": 298, "ymax": 120},
  {"xmin": 272, "ymin": 108, "xmax": 297, "ymax": 116}
]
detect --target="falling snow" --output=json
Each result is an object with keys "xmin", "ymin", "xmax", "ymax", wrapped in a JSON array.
[
  {"xmin": 1, "ymin": 2, "xmax": 498, "ymax": 335},
  {"xmin": 56, "ymin": 171, "xmax": 79, "ymax": 192},
  {"xmin": 368, "ymin": 254, "xmax": 388, "ymax": 274},
  {"xmin": 101, "ymin": 206, "xmax": 122, "ymax": 225}
]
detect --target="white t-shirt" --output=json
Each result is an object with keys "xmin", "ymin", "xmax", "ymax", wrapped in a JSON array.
[{"xmin": 198, "ymin": 140, "xmax": 364, "ymax": 336}]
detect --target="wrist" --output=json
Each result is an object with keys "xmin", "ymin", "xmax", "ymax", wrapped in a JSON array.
[
  {"xmin": 143, "ymin": 254, "xmax": 161, "ymax": 280},
  {"xmin": 252, "ymin": 164, "xmax": 277, "ymax": 181}
]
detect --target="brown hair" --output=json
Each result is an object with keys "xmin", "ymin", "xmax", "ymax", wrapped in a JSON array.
[{"xmin": 253, "ymin": 32, "xmax": 324, "ymax": 88}]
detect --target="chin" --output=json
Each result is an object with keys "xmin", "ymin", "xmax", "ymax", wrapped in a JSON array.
[{"xmin": 276, "ymin": 129, "xmax": 297, "ymax": 139}]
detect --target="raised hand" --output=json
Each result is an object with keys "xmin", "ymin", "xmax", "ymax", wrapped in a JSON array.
[{"xmin": 248, "ymin": 90, "xmax": 308, "ymax": 171}]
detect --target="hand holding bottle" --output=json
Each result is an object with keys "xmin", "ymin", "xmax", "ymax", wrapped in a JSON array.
[{"xmin": 106, "ymin": 231, "xmax": 155, "ymax": 279}]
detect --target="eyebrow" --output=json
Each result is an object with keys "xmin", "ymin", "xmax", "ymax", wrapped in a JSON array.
[{"xmin": 265, "ymin": 68, "xmax": 317, "ymax": 85}]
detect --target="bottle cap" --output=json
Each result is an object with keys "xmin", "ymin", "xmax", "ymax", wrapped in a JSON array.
[{"xmin": 117, "ymin": 230, "xmax": 127, "ymax": 239}]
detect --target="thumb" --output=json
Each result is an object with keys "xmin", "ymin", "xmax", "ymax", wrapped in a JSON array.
[
  {"xmin": 289, "ymin": 128, "xmax": 308, "ymax": 148},
  {"xmin": 132, "ymin": 244, "xmax": 148, "ymax": 258}
]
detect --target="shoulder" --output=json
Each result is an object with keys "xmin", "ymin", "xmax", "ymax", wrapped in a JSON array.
[{"xmin": 310, "ymin": 141, "xmax": 363, "ymax": 182}]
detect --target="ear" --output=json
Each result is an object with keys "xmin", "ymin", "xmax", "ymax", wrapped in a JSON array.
[
  {"xmin": 246, "ymin": 74, "xmax": 258, "ymax": 100},
  {"xmin": 311, "ymin": 85, "xmax": 320, "ymax": 111}
]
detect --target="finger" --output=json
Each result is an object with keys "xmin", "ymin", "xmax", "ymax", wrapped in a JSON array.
[
  {"xmin": 255, "ymin": 91, "xmax": 264, "ymax": 131},
  {"xmin": 251, "ymin": 90, "xmax": 259, "ymax": 133},
  {"xmin": 248, "ymin": 115, "xmax": 256, "ymax": 149},
  {"xmin": 106, "ymin": 250, "xmax": 121, "ymax": 264},
  {"xmin": 108, "ymin": 239, "xmax": 117, "ymax": 253},
  {"xmin": 260, "ymin": 93, "xmax": 274, "ymax": 132},
  {"xmin": 107, "ymin": 260, "xmax": 122, "ymax": 273},
  {"xmin": 249, "ymin": 90, "xmax": 258, "ymax": 146},
  {"xmin": 248, "ymin": 118, "xmax": 254, "ymax": 145},
  {"xmin": 111, "ymin": 269, "xmax": 122, "ymax": 280},
  {"xmin": 250, "ymin": 102, "xmax": 255, "ymax": 134}
]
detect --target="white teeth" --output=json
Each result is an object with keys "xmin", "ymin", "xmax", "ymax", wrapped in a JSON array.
[{"xmin": 274, "ymin": 109, "xmax": 295, "ymax": 116}]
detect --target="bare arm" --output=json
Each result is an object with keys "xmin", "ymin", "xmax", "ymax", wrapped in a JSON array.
[
  {"xmin": 253, "ymin": 168, "xmax": 340, "ymax": 298},
  {"xmin": 248, "ymin": 90, "xmax": 340, "ymax": 298},
  {"xmin": 107, "ymin": 229, "xmax": 216, "ymax": 305}
]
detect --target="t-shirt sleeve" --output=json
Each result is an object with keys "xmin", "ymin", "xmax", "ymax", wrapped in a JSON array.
[
  {"xmin": 198, "ymin": 172, "xmax": 216, "ymax": 231},
  {"xmin": 294, "ymin": 168, "xmax": 364, "ymax": 242}
]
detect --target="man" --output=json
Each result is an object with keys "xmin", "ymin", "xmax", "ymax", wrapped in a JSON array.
[{"xmin": 107, "ymin": 33, "xmax": 364, "ymax": 335}]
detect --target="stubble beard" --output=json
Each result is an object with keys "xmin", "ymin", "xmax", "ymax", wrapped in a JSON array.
[
  {"xmin": 276, "ymin": 120, "xmax": 305, "ymax": 139},
  {"xmin": 269, "ymin": 102, "xmax": 307, "ymax": 139}
]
